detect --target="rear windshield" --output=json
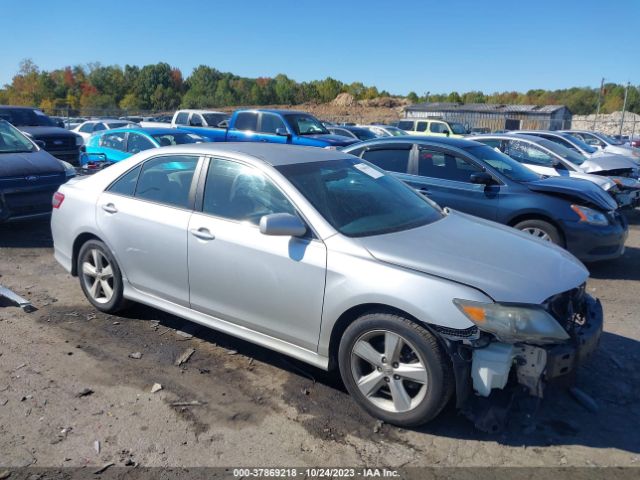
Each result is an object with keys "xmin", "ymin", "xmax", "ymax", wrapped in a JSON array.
[
  {"xmin": 202, "ymin": 113, "xmax": 229, "ymax": 126},
  {"xmin": 0, "ymin": 108, "xmax": 55, "ymax": 127}
]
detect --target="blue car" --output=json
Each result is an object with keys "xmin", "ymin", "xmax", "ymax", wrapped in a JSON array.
[
  {"xmin": 82, "ymin": 127, "xmax": 205, "ymax": 165},
  {"xmin": 342, "ymin": 137, "xmax": 628, "ymax": 262}
]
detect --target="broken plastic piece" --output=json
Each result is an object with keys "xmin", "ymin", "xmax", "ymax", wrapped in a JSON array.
[{"xmin": 0, "ymin": 285, "xmax": 37, "ymax": 313}]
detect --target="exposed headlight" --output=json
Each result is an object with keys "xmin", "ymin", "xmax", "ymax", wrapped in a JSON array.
[
  {"xmin": 570, "ymin": 205, "xmax": 608, "ymax": 226},
  {"xmin": 75, "ymin": 135, "xmax": 84, "ymax": 146},
  {"xmin": 453, "ymin": 299, "xmax": 569, "ymax": 345},
  {"xmin": 59, "ymin": 160, "xmax": 76, "ymax": 178}
]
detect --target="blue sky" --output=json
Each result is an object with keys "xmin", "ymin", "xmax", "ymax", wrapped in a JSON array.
[{"xmin": 2, "ymin": 0, "xmax": 638, "ymax": 94}]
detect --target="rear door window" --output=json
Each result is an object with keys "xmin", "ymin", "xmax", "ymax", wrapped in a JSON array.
[
  {"xmin": 134, "ymin": 155, "xmax": 199, "ymax": 209},
  {"xmin": 234, "ymin": 112, "xmax": 258, "ymax": 131},
  {"xmin": 174, "ymin": 112, "xmax": 189, "ymax": 125},
  {"xmin": 362, "ymin": 146, "xmax": 411, "ymax": 173},
  {"xmin": 259, "ymin": 113, "xmax": 286, "ymax": 134},
  {"xmin": 108, "ymin": 165, "xmax": 142, "ymax": 196},
  {"xmin": 416, "ymin": 121, "xmax": 429, "ymax": 132},
  {"xmin": 127, "ymin": 133, "xmax": 155, "ymax": 153}
]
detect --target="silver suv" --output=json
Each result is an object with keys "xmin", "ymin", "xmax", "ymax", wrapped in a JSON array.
[{"xmin": 51, "ymin": 143, "xmax": 603, "ymax": 428}]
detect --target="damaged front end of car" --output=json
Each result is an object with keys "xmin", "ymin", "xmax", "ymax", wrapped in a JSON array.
[{"xmin": 438, "ymin": 284, "xmax": 603, "ymax": 432}]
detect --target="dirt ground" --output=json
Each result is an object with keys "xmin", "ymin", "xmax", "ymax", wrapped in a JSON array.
[{"xmin": 0, "ymin": 212, "xmax": 639, "ymax": 468}]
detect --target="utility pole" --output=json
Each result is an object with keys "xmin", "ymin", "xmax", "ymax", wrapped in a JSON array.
[
  {"xmin": 593, "ymin": 77, "xmax": 604, "ymax": 130},
  {"xmin": 619, "ymin": 81, "xmax": 630, "ymax": 137}
]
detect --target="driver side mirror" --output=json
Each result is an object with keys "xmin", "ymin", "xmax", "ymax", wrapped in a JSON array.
[
  {"xmin": 275, "ymin": 127, "xmax": 291, "ymax": 137},
  {"xmin": 444, "ymin": 130, "xmax": 450, "ymax": 137},
  {"xmin": 469, "ymin": 172, "xmax": 494, "ymax": 185},
  {"xmin": 259, "ymin": 213, "xmax": 306, "ymax": 237}
]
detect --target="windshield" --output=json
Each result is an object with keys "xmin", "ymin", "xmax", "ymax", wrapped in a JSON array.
[
  {"xmin": 463, "ymin": 145, "xmax": 540, "ymax": 183},
  {"xmin": 202, "ymin": 113, "xmax": 229, "ymax": 126},
  {"xmin": 387, "ymin": 126, "xmax": 407, "ymax": 136},
  {"xmin": 284, "ymin": 114, "xmax": 330, "ymax": 135},
  {"xmin": 537, "ymin": 138, "xmax": 586, "ymax": 165},
  {"xmin": 562, "ymin": 134, "xmax": 597, "ymax": 154},
  {"xmin": 449, "ymin": 122, "xmax": 467, "ymax": 135},
  {"xmin": 596, "ymin": 132, "xmax": 623, "ymax": 145},
  {"xmin": 152, "ymin": 133, "xmax": 204, "ymax": 145},
  {"xmin": 0, "ymin": 108, "xmax": 55, "ymax": 127},
  {"xmin": 0, "ymin": 120, "xmax": 36, "ymax": 153},
  {"xmin": 349, "ymin": 128, "xmax": 377, "ymax": 140},
  {"xmin": 276, "ymin": 157, "xmax": 443, "ymax": 237}
]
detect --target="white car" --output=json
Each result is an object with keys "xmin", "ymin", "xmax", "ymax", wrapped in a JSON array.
[
  {"xmin": 562, "ymin": 130, "xmax": 640, "ymax": 163},
  {"xmin": 73, "ymin": 120, "xmax": 139, "ymax": 144},
  {"xmin": 363, "ymin": 125, "xmax": 409, "ymax": 137},
  {"xmin": 171, "ymin": 109, "xmax": 230, "ymax": 129}
]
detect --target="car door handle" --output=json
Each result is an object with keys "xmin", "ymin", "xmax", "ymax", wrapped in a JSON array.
[
  {"xmin": 102, "ymin": 203, "xmax": 118, "ymax": 214},
  {"xmin": 190, "ymin": 228, "xmax": 215, "ymax": 241}
]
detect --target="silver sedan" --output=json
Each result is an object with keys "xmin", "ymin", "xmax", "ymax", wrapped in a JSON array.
[{"xmin": 51, "ymin": 143, "xmax": 603, "ymax": 428}]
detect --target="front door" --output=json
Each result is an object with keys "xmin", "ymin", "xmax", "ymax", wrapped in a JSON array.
[
  {"xmin": 187, "ymin": 157, "xmax": 327, "ymax": 350},
  {"xmin": 406, "ymin": 144, "xmax": 501, "ymax": 220},
  {"xmin": 96, "ymin": 154, "xmax": 200, "ymax": 306}
]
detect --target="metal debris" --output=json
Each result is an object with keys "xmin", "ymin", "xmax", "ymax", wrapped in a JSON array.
[
  {"xmin": 569, "ymin": 387, "xmax": 599, "ymax": 413},
  {"xmin": 128, "ymin": 352, "xmax": 142, "ymax": 359},
  {"xmin": 94, "ymin": 440, "xmax": 100, "ymax": 454},
  {"xmin": 170, "ymin": 400, "xmax": 206, "ymax": 407},
  {"xmin": 227, "ymin": 349, "xmax": 238, "ymax": 355},
  {"xmin": 93, "ymin": 462, "xmax": 114, "ymax": 474},
  {"xmin": 76, "ymin": 387, "xmax": 94, "ymax": 398},
  {"xmin": 175, "ymin": 348, "xmax": 195, "ymax": 366},
  {"xmin": 373, "ymin": 420, "xmax": 384, "ymax": 433},
  {"xmin": 150, "ymin": 383, "xmax": 162, "ymax": 393},
  {"xmin": 0, "ymin": 285, "xmax": 37, "ymax": 313},
  {"xmin": 175, "ymin": 330, "xmax": 193, "ymax": 339}
]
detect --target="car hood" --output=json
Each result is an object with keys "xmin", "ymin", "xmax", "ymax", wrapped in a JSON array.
[
  {"xmin": 19, "ymin": 126, "xmax": 77, "ymax": 137},
  {"xmin": 0, "ymin": 150, "xmax": 64, "ymax": 177},
  {"xmin": 525, "ymin": 177, "xmax": 618, "ymax": 211},
  {"xmin": 357, "ymin": 210, "xmax": 588, "ymax": 304},
  {"xmin": 581, "ymin": 153, "xmax": 637, "ymax": 173},
  {"xmin": 303, "ymin": 134, "xmax": 360, "ymax": 146}
]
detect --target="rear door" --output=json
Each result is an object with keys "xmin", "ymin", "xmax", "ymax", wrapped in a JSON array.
[
  {"xmin": 407, "ymin": 144, "xmax": 500, "ymax": 220},
  {"xmin": 255, "ymin": 112, "xmax": 289, "ymax": 144},
  {"xmin": 96, "ymin": 154, "xmax": 201, "ymax": 306},
  {"xmin": 97, "ymin": 131, "xmax": 129, "ymax": 162},
  {"xmin": 357, "ymin": 143, "xmax": 414, "ymax": 183},
  {"xmin": 227, "ymin": 112, "xmax": 259, "ymax": 142}
]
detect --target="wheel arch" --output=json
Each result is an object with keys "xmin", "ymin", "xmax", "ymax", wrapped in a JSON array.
[{"xmin": 70, "ymin": 232, "xmax": 103, "ymax": 276}]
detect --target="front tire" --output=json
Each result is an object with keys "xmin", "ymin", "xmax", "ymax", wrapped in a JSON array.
[
  {"xmin": 338, "ymin": 312, "xmax": 453, "ymax": 427},
  {"xmin": 77, "ymin": 239, "xmax": 128, "ymax": 313},
  {"xmin": 514, "ymin": 219, "xmax": 562, "ymax": 245}
]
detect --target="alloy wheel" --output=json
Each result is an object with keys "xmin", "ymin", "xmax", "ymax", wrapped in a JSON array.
[
  {"xmin": 81, "ymin": 248, "xmax": 114, "ymax": 304},
  {"xmin": 350, "ymin": 329, "xmax": 428, "ymax": 413},
  {"xmin": 521, "ymin": 227, "xmax": 552, "ymax": 242}
]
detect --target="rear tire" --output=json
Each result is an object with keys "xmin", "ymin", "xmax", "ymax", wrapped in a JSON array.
[
  {"xmin": 77, "ymin": 239, "xmax": 128, "ymax": 313},
  {"xmin": 338, "ymin": 312, "xmax": 453, "ymax": 427},
  {"xmin": 514, "ymin": 219, "xmax": 562, "ymax": 245}
]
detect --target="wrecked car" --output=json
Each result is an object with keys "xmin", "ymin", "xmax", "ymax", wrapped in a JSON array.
[
  {"xmin": 474, "ymin": 133, "xmax": 640, "ymax": 209},
  {"xmin": 51, "ymin": 143, "xmax": 602, "ymax": 428},
  {"xmin": 343, "ymin": 137, "xmax": 628, "ymax": 262}
]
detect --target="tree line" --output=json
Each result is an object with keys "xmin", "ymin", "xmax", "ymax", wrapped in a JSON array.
[{"xmin": 1, "ymin": 59, "xmax": 638, "ymax": 116}]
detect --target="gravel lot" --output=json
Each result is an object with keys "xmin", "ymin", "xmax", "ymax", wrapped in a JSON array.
[{"xmin": 1, "ymin": 212, "xmax": 639, "ymax": 468}]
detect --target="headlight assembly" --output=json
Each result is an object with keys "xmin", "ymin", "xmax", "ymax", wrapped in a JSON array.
[
  {"xmin": 453, "ymin": 299, "xmax": 569, "ymax": 345},
  {"xmin": 570, "ymin": 205, "xmax": 608, "ymax": 226}
]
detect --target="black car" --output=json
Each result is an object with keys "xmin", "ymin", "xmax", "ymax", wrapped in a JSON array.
[
  {"xmin": 0, "ymin": 120, "xmax": 75, "ymax": 222},
  {"xmin": 0, "ymin": 106, "xmax": 83, "ymax": 165},
  {"xmin": 343, "ymin": 137, "xmax": 628, "ymax": 262},
  {"xmin": 328, "ymin": 125, "xmax": 378, "ymax": 141}
]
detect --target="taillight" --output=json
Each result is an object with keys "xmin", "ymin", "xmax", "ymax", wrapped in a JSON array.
[{"xmin": 52, "ymin": 192, "xmax": 65, "ymax": 209}]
